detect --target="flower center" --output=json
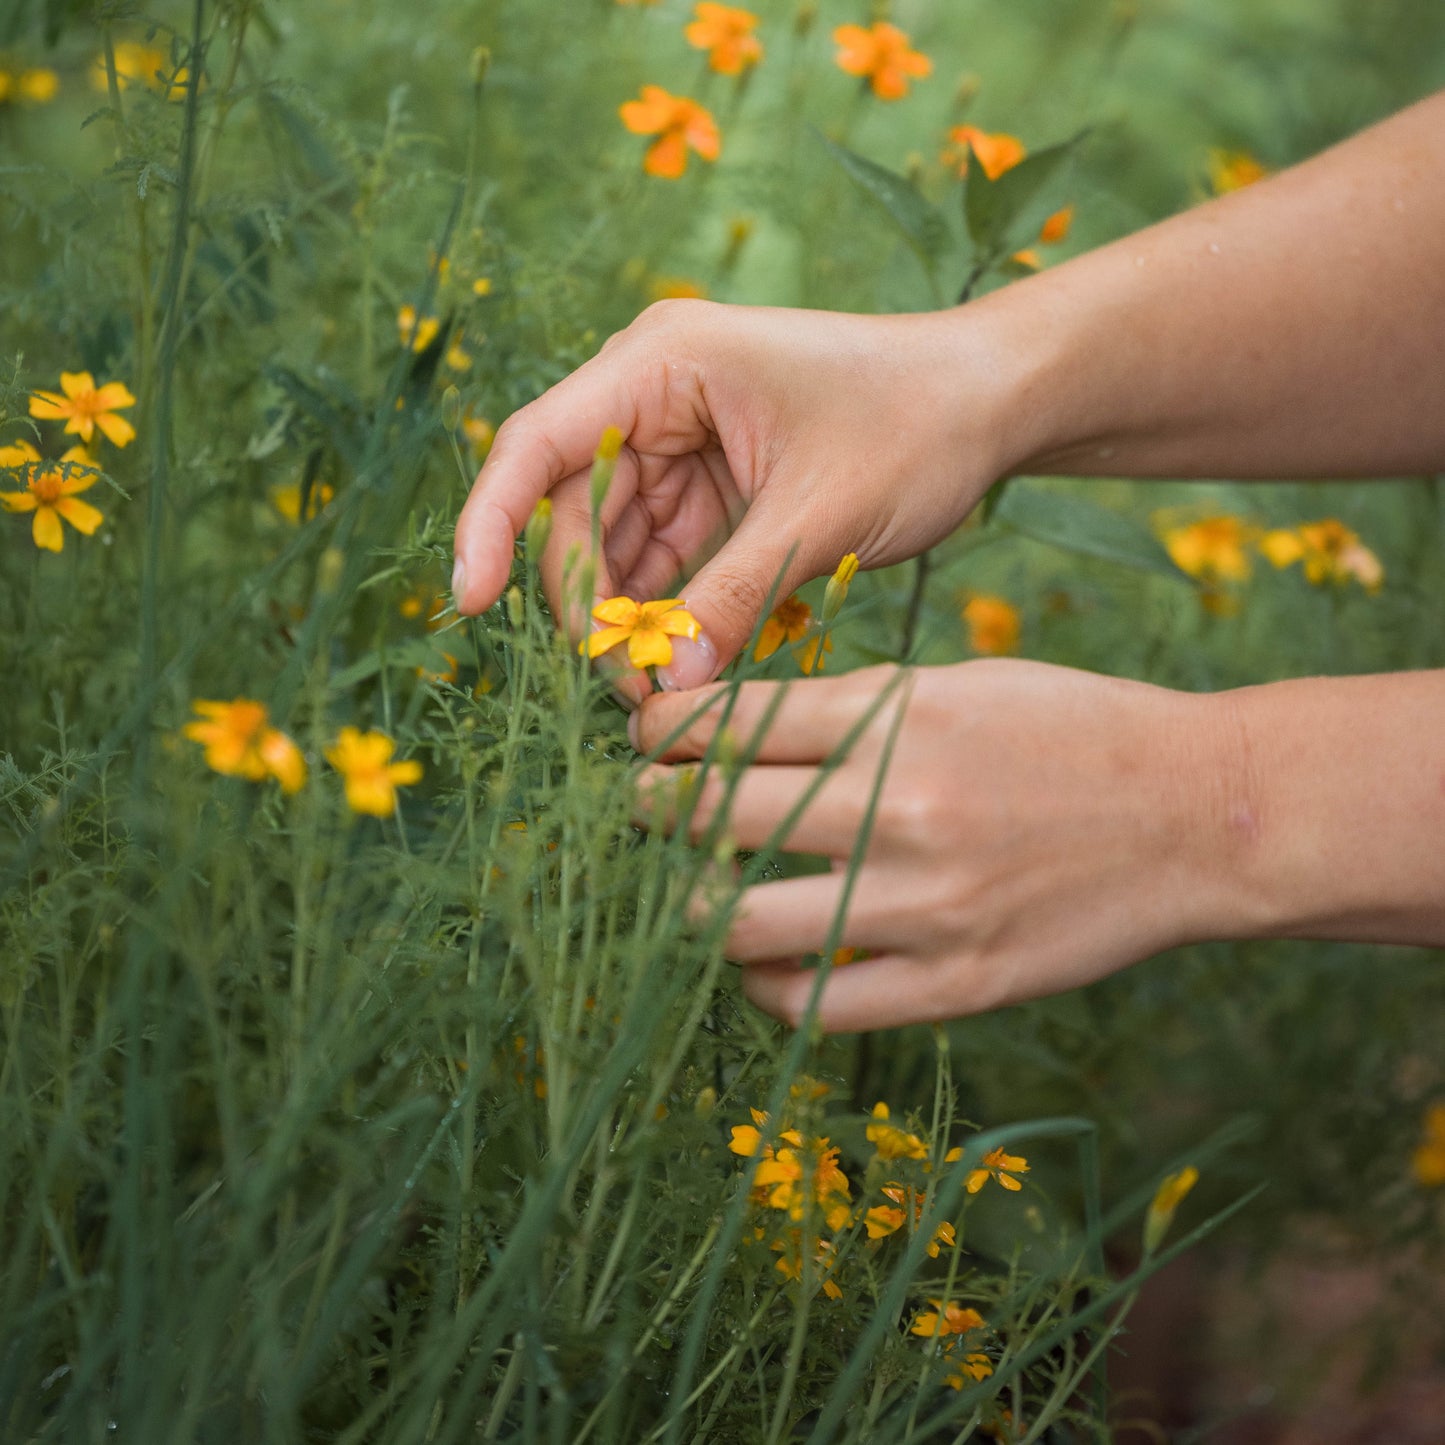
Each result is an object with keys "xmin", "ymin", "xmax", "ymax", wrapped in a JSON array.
[{"xmin": 29, "ymin": 469, "xmax": 64, "ymax": 506}]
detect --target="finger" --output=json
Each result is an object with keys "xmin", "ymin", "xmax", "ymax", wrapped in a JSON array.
[
  {"xmin": 633, "ymin": 764, "xmax": 858, "ymax": 854},
  {"xmin": 720, "ymin": 871, "xmax": 898, "ymax": 961},
  {"xmin": 633, "ymin": 667, "xmax": 902, "ymax": 765},
  {"xmin": 653, "ymin": 498, "xmax": 824, "ymax": 690},
  {"xmin": 743, "ymin": 954, "xmax": 965, "ymax": 1035},
  {"xmin": 452, "ymin": 345, "xmax": 661, "ymax": 614}
]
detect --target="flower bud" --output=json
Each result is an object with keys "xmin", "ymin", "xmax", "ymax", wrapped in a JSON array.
[
  {"xmin": 469, "ymin": 46, "xmax": 491, "ymax": 88},
  {"xmin": 821, "ymin": 553, "xmax": 859, "ymax": 622},
  {"xmin": 524, "ymin": 497, "xmax": 553, "ymax": 565},
  {"xmin": 440, "ymin": 385, "xmax": 462, "ymax": 433},
  {"xmin": 590, "ymin": 425, "xmax": 625, "ymax": 511},
  {"xmin": 1143, "ymin": 1166, "xmax": 1198, "ymax": 1255},
  {"xmin": 505, "ymin": 584, "xmax": 523, "ymax": 627}
]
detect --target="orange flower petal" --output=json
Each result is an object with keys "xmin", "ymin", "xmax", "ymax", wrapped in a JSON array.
[
  {"xmin": 54, "ymin": 496, "xmax": 104, "ymax": 535},
  {"xmin": 32, "ymin": 506, "xmax": 64, "ymax": 551}
]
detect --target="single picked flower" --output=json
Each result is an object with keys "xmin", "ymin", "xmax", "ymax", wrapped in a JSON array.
[
  {"xmin": 325, "ymin": 726, "xmax": 424, "ymax": 816},
  {"xmin": 619, "ymin": 85, "xmax": 720, "ymax": 178},
  {"xmin": 184, "ymin": 698, "xmax": 307, "ymax": 794},
  {"xmin": 0, "ymin": 442, "xmax": 104, "ymax": 552},
  {"xmin": 582, "ymin": 596, "xmax": 700, "ymax": 670},
  {"xmin": 29, "ymin": 371, "xmax": 137, "ymax": 448}
]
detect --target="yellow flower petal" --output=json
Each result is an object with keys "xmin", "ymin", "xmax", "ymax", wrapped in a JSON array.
[
  {"xmin": 627, "ymin": 627, "xmax": 674, "ymax": 669},
  {"xmin": 54, "ymin": 496, "xmax": 104, "ymax": 535},
  {"xmin": 32, "ymin": 506, "xmax": 63, "ymax": 551}
]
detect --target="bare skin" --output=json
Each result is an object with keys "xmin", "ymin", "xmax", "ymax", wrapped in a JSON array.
[{"xmin": 453, "ymin": 91, "xmax": 1445, "ymax": 1032}]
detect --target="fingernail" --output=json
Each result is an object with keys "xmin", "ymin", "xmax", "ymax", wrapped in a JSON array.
[
  {"xmin": 656, "ymin": 631, "xmax": 718, "ymax": 691},
  {"xmin": 627, "ymin": 709, "xmax": 641, "ymax": 750},
  {"xmin": 451, "ymin": 558, "xmax": 467, "ymax": 606}
]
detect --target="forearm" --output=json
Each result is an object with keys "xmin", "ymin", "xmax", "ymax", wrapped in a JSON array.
[
  {"xmin": 967, "ymin": 90, "xmax": 1445, "ymax": 482},
  {"xmin": 1197, "ymin": 671, "xmax": 1445, "ymax": 948}
]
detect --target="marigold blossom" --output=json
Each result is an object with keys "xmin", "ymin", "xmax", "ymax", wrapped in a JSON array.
[
  {"xmin": 770, "ymin": 1230, "xmax": 843, "ymax": 1299},
  {"xmin": 1160, "ymin": 514, "xmax": 1256, "ymax": 584},
  {"xmin": 325, "ymin": 726, "xmax": 423, "ymax": 816},
  {"xmin": 910, "ymin": 1300, "xmax": 987, "ymax": 1339},
  {"xmin": 271, "ymin": 479, "xmax": 335, "ymax": 523},
  {"xmin": 1, "ymin": 442, "xmax": 105, "ymax": 552},
  {"xmin": 1039, "ymin": 204, "xmax": 1074, "ymax": 244},
  {"xmin": 864, "ymin": 1182, "xmax": 956, "ymax": 1256},
  {"xmin": 754, "ymin": 594, "xmax": 813, "ymax": 661},
  {"xmin": 184, "ymin": 699, "xmax": 306, "ymax": 793},
  {"xmin": 754, "ymin": 1136, "xmax": 853, "ymax": 1231},
  {"xmin": 942, "ymin": 1349, "xmax": 994, "ymax": 1388},
  {"xmin": 833, "ymin": 21, "xmax": 931, "ymax": 100},
  {"xmin": 962, "ymin": 595, "xmax": 1021, "ymax": 656},
  {"xmin": 866, "ymin": 1102, "xmax": 928, "ymax": 1162},
  {"xmin": 619, "ymin": 86, "xmax": 721, "ymax": 178},
  {"xmin": 965, "ymin": 1146, "xmax": 1029, "ymax": 1194},
  {"xmin": 29, "ymin": 371, "xmax": 137, "ymax": 448},
  {"xmin": 583, "ymin": 596, "xmax": 700, "ymax": 670},
  {"xmin": 1208, "ymin": 148, "xmax": 1269, "ymax": 194},
  {"xmin": 1259, "ymin": 519, "xmax": 1382, "ymax": 592},
  {"xmin": 1144, "ymin": 1164, "xmax": 1199, "ymax": 1253},
  {"xmin": 397, "ymin": 305, "xmax": 440, "ymax": 353},
  {"xmin": 1413, "ymin": 1105, "xmax": 1445, "ymax": 1188},
  {"xmin": 685, "ymin": 4, "xmax": 764, "ymax": 74},
  {"xmin": 945, "ymin": 125, "xmax": 1026, "ymax": 180}
]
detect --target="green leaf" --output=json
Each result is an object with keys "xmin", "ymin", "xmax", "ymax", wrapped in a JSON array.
[
  {"xmin": 815, "ymin": 130, "xmax": 951, "ymax": 268},
  {"xmin": 993, "ymin": 482, "xmax": 1192, "ymax": 582},
  {"xmin": 963, "ymin": 131, "xmax": 1087, "ymax": 255}
]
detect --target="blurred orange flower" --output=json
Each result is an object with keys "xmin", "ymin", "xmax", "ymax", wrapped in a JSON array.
[
  {"xmin": 184, "ymin": 699, "xmax": 306, "ymax": 793},
  {"xmin": 1160, "ymin": 515, "xmax": 1256, "ymax": 584},
  {"xmin": 945, "ymin": 125, "xmax": 1025, "ymax": 179},
  {"xmin": 619, "ymin": 86, "xmax": 720, "ymax": 178},
  {"xmin": 910, "ymin": 1300, "xmax": 986, "ymax": 1338},
  {"xmin": 833, "ymin": 22, "xmax": 931, "ymax": 100},
  {"xmin": 962, "ymin": 595, "xmax": 1020, "ymax": 656},
  {"xmin": 685, "ymin": 4, "xmax": 764, "ymax": 74},
  {"xmin": 1259, "ymin": 519, "xmax": 1383, "ymax": 592},
  {"xmin": 1412, "ymin": 1104, "xmax": 1445, "ymax": 1188},
  {"xmin": 326, "ymin": 726, "xmax": 423, "ymax": 816},
  {"xmin": 1208, "ymin": 148, "xmax": 1269, "ymax": 194},
  {"xmin": 397, "ymin": 304, "xmax": 440, "ymax": 352}
]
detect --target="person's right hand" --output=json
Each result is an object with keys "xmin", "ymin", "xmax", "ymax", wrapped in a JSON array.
[{"xmin": 450, "ymin": 299, "xmax": 1023, "ymax": 698}]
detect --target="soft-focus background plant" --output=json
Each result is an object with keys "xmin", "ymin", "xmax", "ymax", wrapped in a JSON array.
[{"xmin": 3, "ymin": 1, "xmax": 1444, "ymax": 1440}]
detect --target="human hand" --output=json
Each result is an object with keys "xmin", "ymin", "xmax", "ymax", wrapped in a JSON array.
[
  {"xmin": 632, "ymin": 660, "xmax": 1239, "ymax": 1032},
  {"xmin": 451, "ymin": 300, "xmax": 1022, "ymax": 699}
]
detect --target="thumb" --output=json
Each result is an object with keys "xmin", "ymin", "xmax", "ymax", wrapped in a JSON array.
[{"xmin": 656, "ymin": 503, "xmax": 823, "ymax": 690}]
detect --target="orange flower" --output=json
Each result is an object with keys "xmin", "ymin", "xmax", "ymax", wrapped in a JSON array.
[
  {"xmin": 1412, "ymin": 1104, "xmax": 1445, "ymax": 1188},
  {"xmin": 29, "ymin": 371, "xmax": 137, "ymax": 447},
  {"xmin": 864, "ymin": 1182, "xmax": 956, "ymax": 1256},
  {"xmin": 1, "ymin": 443, "xmax": 104, "ymax": 552},
  {"xmin": 945, "ymin": 125, "xmax": 1026, "ymax": 180},
  {"xmin": 1038, "ymin": 204, "xmax": 1074, "ymax": 244},
  {"xmin": 325, "ymin": 726, "xmax": 423, "ymax": 816},
  {"xmin": 1161, "ymin": 514, "xmax": 1256, "ymax": 584},
  {"xmin": 942, "ymin": 1350, "xmax": 994, "ymax": 1388},
  {"xmin": 865, "ymin": 1102, "xmax": 928, "ymax": 1162},
  {"xmin": 770, "ymin": 1230, "xmax": 844, "ymax": 1300},
  {"xmin": 685, "ymin": 4, "xmax": 764, "ymax": 74},
  {"xmin": 965, "ymin": 1146, "xmax": 1029, "ymax": 1194},
  {"xmin": 961, "ymin": 595, "xmax": 1020, "ymax": 656},
  {"xmin": 910, "ymin": 1299, "xmax": 987, "ymax": 1339},
  {"xmin": 1208, "ymin": 148, "xmax": 1269, "ymax": 194},
  {"xmin": 619, "ymin": 86, "xmax": 721, "ymax": 178},
  {"xmin": 754, "ymin": 1136, "xmax": 853, "ymax": 1231},
  {"xmin": 183, "ymin": 699, "xmax": 307, "ymax": 793},
  {"xmin": 583, "ymin": 596, "xmax": 701, "ymax": 670},
  {"xmin": 1259, "ymin": 519, "xmax": 1382, "ymax": 592},
  {"xmin": 753, "ymin": 594, "xmax": 813, "ymax": 661},
  {"xmin": 832, "ymin": 22, "xmax": 931, "ymax": 100}
]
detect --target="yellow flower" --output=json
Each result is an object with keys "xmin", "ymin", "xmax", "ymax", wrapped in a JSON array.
[
  {"xmin": 865, "ymin": 1102, "xmax": 929, "ymax": 1162},
  {"xmin": 397, "ymin": 305, "xmax": 440, "ymax": 353},
  {"xmin": 29, "ymin": 371, "xmax": 137, "ymax": 447},
  {"xmin": 444, "ymin": 339, "xmax": 472, "ymax": 372},
  {"xmin": 1, "ymin": 443, "xmax": 104, "ymax": 552},
  {"xmin": 1411, "ymin": 1105, "xmax": 1445, "ymax": 1188},
  {"xmin": 910, "ymin": 1300, "xmax": 987, "ymax": 1339},
  {"xmin": 754, "ymin": 1136, "xmax": 853, "ymax": 1231},
  {"xmin": 325, "ymin": 726, "xmax": 424, "ymax": 816},
  {"xmin": 1259, "ymin": 519, "xmax": 1382, "ymax": 592},
  {"xmin": 961, "ymin": 595, "xmax": 1020, "ymax": 656},
  {"xmin": 648, "ymin": 276, "xmax": 709, "ymax": 303},
  {"xmin": 1160, "ymin": 514, "xmax": 1256, "ymax": 584},
  {"xmin": 770, "ymin": 1230, "xmax": 843, "ymax": 1300},
  {"xmin": 271, "ymin": 479, "xmax": 334, "ymax": 522},
  {"xmin": 685, "ymin": 3, "xmax": 764, "ymax": 74},
  {"xmin": 91, "ymin": 42, "xmax": 164, "ymax": 91},
  {"xmin": 821, "ymin": 552, "xmax": 859, "ymax": 622},
  {"xmin": 795, "ymin": 632, "xmax": 832, "ymax": 674},
  {"xmin": 965, "ymin": 1146, "xmax": 1029, "ymax": 1194},
  {"xmin": 1143, "ymin": 1165, "xmax": 1199, "ymax": 1253},
  {"xmin": 864, "ymin": 1182, "xmax": 956, "ymax": 1256},
  {"xmin": 833, "ymin": 22, "xmax": 932, "ymax": 100},
  {"xmin": 1208, "ymin": 148, "xmax": 1269, "ymax": 194},
  {"xmin": 583, "ymin": 596, "xmax": 700, "ymax": 670},
  {"xmin": 942, "ymin": 1349, "xmax": 994, "ymax": 1389},
  {"xmin": 2, "ymin": 68, "xmax": 59, "ymax": 104},
  {"xmin": 753, "ymin": 594, "xmax": 813, "ymax": 661},
  {"xmin": 183, "ymin": 699, "xmax": 307, "ymax": 793}
]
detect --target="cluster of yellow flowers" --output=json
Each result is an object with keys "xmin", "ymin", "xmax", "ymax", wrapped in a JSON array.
[
  {"xmin": 2, "ymin": 371, "xmax": 136, "ymax": 552},
  {"xmin": 0, "ymin": 63, "xmax": 59, "ymax": 106},
  {"xmin": 183, "ymin": 700, "xmax": 423, "ymax": 816},
  {"xmin": 1159, "ymin": 512, "xmax": 1384, "ymax": 609},
  {"xmin": 727, "ymin": 1094, "xmax": 1027, "ymax": 1395},
  {"xmin": 90, "ymin": 41, "xmax": 194, "ymax": 100}
]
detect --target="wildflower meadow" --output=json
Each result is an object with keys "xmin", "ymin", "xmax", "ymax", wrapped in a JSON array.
[{"xmin": 3, "ymin": 1, "xmax": 1445, "ymax": 1440}]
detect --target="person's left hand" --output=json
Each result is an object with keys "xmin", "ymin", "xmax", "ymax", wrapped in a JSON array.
[{"xmin": 632, "ymin": 659, "xmax": 1241, "ymax": 1032}]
